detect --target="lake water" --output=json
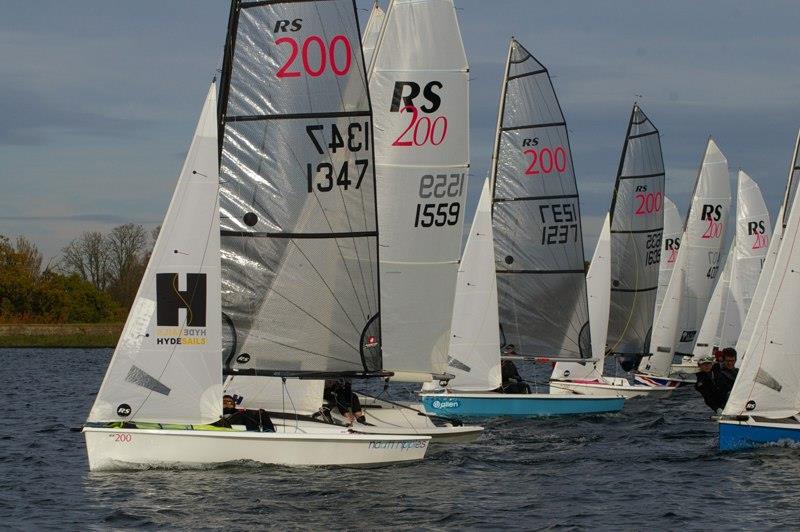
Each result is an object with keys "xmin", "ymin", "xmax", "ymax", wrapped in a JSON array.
[{"xmin": 2, "ymin": 348, "xmax": 798, "ymax": 530}]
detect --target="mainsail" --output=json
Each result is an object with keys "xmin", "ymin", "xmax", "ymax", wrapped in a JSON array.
[
  {"xmin": 654, "ymin": 196, "xmax": 682, "ymax": 322},
  {"xmin": 88, "ymin": 83, "xmax": 222, "ymax": 425},
  {"xmin": 491, "ymin": 38, "xmax": 591, "ymax": 360},
  {"xmin": 736, "ymin": 131, "xmax": 800, "ymax": 357},
  {"xmin": 218, "ymin": 0, "xmax": 382, "ymax": 376},
  {"xmin": 638, "ymin": 139, "xmax": 731, "ymax": 376},
  {"xmin": 369, "ymin": 0, "xmax": 469, "ymax": 380},
  {"xmin": 606, "ymin": 104, "xmax": 665, "ymax": 355},
  {"xmin": 361, "ymin": 2, "xmax": 385, "ymax": 72}
]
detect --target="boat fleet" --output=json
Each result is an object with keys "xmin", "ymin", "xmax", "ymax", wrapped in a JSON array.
[{"xmin": 82, "ymin": 0, "xmax": 800, "ymax": 470}]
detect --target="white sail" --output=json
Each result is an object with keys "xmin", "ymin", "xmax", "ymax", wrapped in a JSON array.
[
  {"xmin": 736, "ymin": 133, "xmax": 799, "ymax": 359},
  {"xmin": 88, "ymin": 83, "xmax": 222, "ymax": 425},
  {"xmin": 724, "ymin": 163, "xmax": 800, "ymax": 419},
  {"xmin": 654, "ymin": 196, "xmax": 682, "ymax": 320},
  {"xmin": 551, "ymin": 214, "xmax": 611, "ymax": 382},
  {"xmin": 692, "ymin": 239, "xmax": 733, "ymax": 359},
  {"xmin": 446, "ymin": 179, "xmax": 502, "ymax": 391},
  {"xmin": 361, "ymin": 2, "xmax": 385, "ymax": 72},
  {"xmin": 638, "ymin": 139, "xmax": 731, "ymax": 376},
  {"xmin": 718, "ymin": 171, "xmax": 772, "ymax": 349},
  {"xmin": 370, "ymin": 0, "xmax": 469, "ymax": 381}
]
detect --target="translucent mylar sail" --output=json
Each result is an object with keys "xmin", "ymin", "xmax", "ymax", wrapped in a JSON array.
[
  {"xmin": 218, "ymin": 0, "xmax": 382, "ymax": 376},
  {"xmin": 606, "ymin": 104, "xmax": 665, "ymax": 355},
  {"xmin": 89, "ymin": 83, "xmax": 222, "ymax": 424},
  {"xmin": 370, "ymin": 0, "xmax": 469, "ymax": 381},
  {"xmin": 491, "ymin": 39, "xmax": 590, "ymax": 360}
]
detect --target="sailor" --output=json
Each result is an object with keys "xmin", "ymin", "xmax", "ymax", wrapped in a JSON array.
[
  {"xmin": 498, "ymin": 356, "xmax": 530, "ymax": 394},
  {"xmin": 694, "ymin": 356, "xmax": 724, "ymax": 413},
  {"xmin": 323, "ymin": 380, "xmax": 368, "ymax": 425},
  {"xmin": 213, "ymin": 394, "xmax": 275, "ymax": 432},
  {"xmin": 713, "ymin": 347, "xmax": 739, "ymax": 403}
]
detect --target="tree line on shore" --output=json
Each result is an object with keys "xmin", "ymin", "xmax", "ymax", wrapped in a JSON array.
[{"xmin": 0, "ymin": 224, "xmax": 156, "ymax": 324}]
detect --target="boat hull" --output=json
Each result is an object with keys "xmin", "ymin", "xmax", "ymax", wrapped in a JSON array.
[
  {"xmin": 719, "ymin": 419, "xmax": 800, "ymax": 451},
  {"xmin": 359, "ymin": 396, "xmax": 483, "ymax": 443},
  {"xmin": 633, "ymin": 373, "xmax": 691, "ymax": 388},
  {"xmin": 419, "ymin": 392, "xmax": 624, "ymax": 417},
  {"xmin": 83, "ymin": 427, "xmax": 429, "ymax": 471},
  {"xmin": 549, "ymin": 378, "xmax": 674, "ymax": 399}
]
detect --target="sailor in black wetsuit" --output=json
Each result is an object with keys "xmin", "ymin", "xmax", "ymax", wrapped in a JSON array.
[
  {"xmin": 214, "ymin": 394, "xmax": 275, "ymax": 431},
  {"xmin": 694, "ymin": 356, "xmax": 724, "ymax": 413},
  {"xmin": 713, "ymin": 348, "xmax": 739, "ymax": 405},
  {"xmin": 497, "ymin": 347, "xmax": 530, "ymax": 394},
  {"xmin": 323, "ymin": 379, "xmax": 367, "ymax": 425}
]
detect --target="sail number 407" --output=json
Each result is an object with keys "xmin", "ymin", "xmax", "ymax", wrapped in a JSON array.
[{"xmin": 414, "ymin": 173, "xmax": 465, "ymax": 228}]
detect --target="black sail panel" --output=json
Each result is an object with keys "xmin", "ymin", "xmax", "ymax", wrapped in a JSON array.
[{"xmin": 218, "ymin": 0, "xmax": 381, "ymax": 375}]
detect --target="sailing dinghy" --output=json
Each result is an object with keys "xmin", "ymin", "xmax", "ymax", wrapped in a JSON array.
[
  {"xmin": 221, "ymin": 0, "xmax": 482, "ymax": 444},
  {"xmin": 420, "ymin": 39, "xmax": 624, "ymax": 417},
  {"xmin": 636, "ymin": 139, "xmax": 732, "ymax": 387},
  {"xmin": 719, "ymin": 131, "xmax": 800, "ymax": 450},
  {"xmin": 691, "ymin": 171, "xmax": 771, "ymax": 365},
  {"xmin": 84, "ymin": 0, "xmax": 430, "ymax": 470},
  {"xmin": 549, "ymin": 104, "xmax": 674, "ymax": 399}
]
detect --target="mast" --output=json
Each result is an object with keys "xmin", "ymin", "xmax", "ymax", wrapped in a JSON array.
[{"xmin": 217, "ymin": 0, "xmax": 387, "ymax": 379}]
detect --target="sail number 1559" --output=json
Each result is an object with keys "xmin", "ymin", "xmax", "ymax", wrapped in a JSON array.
[{"xmin": 413, "ymin": 173, "xmax": 465, "ymax": 228}]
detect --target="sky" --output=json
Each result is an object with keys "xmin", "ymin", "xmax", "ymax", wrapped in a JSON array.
[{"xmin": 1, "ymin": 0, "xmax": 799, "ymax": 263}]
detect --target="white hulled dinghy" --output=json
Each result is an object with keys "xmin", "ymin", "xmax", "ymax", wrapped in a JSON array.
[
  {"xmin": 690, "ymin": 171, "xmax": 771, "ymax": 366},
  {"xmin": 84, "ymin": 0, "xmax": 429, "ymax": 470},
  {"xmin": 550, "ymin": 104, "xmax": 674, "ymax": 399},
  {"xmin": 636, "ymin": 139, "xmax": 732, "ymax": 387},
  {"xmin": 420, "ymin": 39, "xmax": 624, "ymax": 417},
  {"xmin": 719, "ymin": 131, "xmax": 800, "ymax": 450}
]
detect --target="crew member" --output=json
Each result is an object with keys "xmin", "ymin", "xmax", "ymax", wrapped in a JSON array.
[
  {"xmin": 323, "ymin": 379, "xmax": 368, "ymax": 425},
  {"xmin": 694, "ymin": 356, "xmax": 724, "ymax": 413},
  {"xmin": 214, "ymin": 394, "xmax": 275, "ymax": 432},
  {"xmin": 713, "ymin": 347, "xmax": 739, "ymax": 403}
]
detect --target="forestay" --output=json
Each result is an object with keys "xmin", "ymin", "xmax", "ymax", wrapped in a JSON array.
[
  {"xmin": 551, "ymin": 214, "xmax": 612, "ymax": 382},
  {"xmin": 638, "ymin": 139, "xmax": 731, "ymax": 376},
  {"xmin": 491, "ymin": 39, "xmax": 591, "ymax": 360},
  {"xmin": 446, "ymin": 179, "xmax": 501, "ymax": 391},
  {"xmin": 88, "ymin": 83, "xmax": 222, "ymax": 425},
  {"xmin": 736, "ymin": 131, "xmax": 800, "ymax": 357},
  {"xmin": 218, "ymin": 0, "xmax": 382, "ymax": 376},
  {"xmin": 724, "ymin": 155, "xmax": 800, "ymax": 419},
  {"xmin": 606, "ymin": 104, "xmax": 665, "ymax": 355},
  {"xmin": 361, "ymin": 2, "xmax": 385, "ymax": 72},
  {"xmin": 369, "ymin": 0, "xmax": 469, "ymax": 380},
  {"xmin": 654, "ymin": 196, "xmax": 682, "ymax": 320}
]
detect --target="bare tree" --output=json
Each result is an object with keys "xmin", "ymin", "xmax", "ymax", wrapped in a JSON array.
[
  {"xmin": 13, "ymin": 236, "xmax": 42, "ymax": 277},
  {"xmin": 106, "ymin": 224, "xmax": 148, "ymax": 308},
  {"xmin": 59, "ymin": 231, "xmax": 110, "ymax": 290}
]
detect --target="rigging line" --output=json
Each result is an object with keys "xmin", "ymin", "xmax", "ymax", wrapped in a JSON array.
[{"xmin": 286, "ymin": 238, "xmax": 362, "ymax": 336}]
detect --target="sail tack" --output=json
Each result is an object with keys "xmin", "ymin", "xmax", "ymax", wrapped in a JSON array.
[
  {"xmin": 606, "ymin": 105, "xmax": 665, "ymax": 355},
  {"xmin": 370, "ymin": 0, "xmax": 469, "ymax": 380},
  {"xmin": 218, "ymin": 0, "xmax": 382, "ymax": 376},
  {"xmin": 89, "ymin": 83, "xmax": 222, "ymax": 425},
  {"xmin": 491, "ymin": 39, "xmax": 591, "ymax": 359}
]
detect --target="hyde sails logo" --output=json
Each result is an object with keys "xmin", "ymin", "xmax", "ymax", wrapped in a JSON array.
[{"xmin": 154, "ymin": 273, "xmax": 208, "ymax": 346}]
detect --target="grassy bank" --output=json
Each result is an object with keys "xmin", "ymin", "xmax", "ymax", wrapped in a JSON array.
[{"xmin": 0, "ymin": 323, "xmax": 123, "ymax": 348}]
